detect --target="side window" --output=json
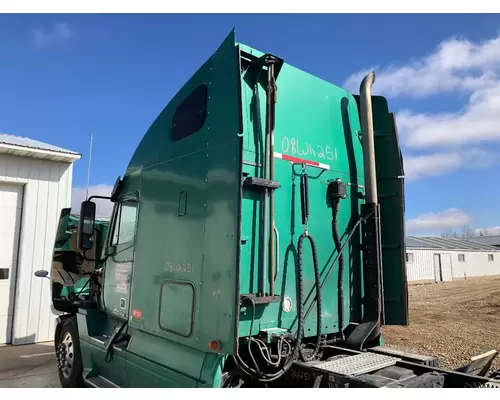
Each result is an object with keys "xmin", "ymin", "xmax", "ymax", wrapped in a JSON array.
[
  {"xmin": 406, "ymin": 252, "xmax": 414, "ymax": 263},
  {"xmin": 488, "ymin": 254, "xmax": 494, "ymax": 262},
  {"xmin": 112, "ymin": 200, "xmax": 138, "ymax": 246},
  {"xmin": 171, "ymin": 84, "xmax": 208, "ymax": 142},
  {"xmin": 458, "ymin": 254, "xmax": 465, "ymax": 262}
]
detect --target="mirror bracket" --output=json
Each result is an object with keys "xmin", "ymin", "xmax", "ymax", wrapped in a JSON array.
[{"xmin": 88, "ymin": 195, "xmax": 112, "ymax": 202}]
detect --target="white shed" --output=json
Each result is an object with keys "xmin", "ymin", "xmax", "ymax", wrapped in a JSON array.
[
  {"xmin": 0, "ymin": 133, "xmax": 80, "ymax": 345},
  {"xmin": 405, "ymin": 236, "xmax": 500, "ymax": 283}
]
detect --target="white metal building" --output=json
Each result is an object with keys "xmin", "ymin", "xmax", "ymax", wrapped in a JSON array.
[
  {"xmin": 405, "ymin": 236, "xmax": 500, "ymax": 283},
  {"xmin": 0, "ymin": 133, "xmax": 80, "ymax": 345}
]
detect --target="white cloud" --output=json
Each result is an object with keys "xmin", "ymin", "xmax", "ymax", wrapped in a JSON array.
[
  {"xmin": 406, "ymin": 208, "xmax": 472, "ymax": 233},
  {"xmin": 407, "ymin": 208, "xmax": 500, "ymax": 235},
  {"xmin": 344, "ymin": 35, "xmax": 500, "ymax": 98},
  {"xmin": 404, "ymin": 147, "xmax": 500, "ymax": 181},
  {"xmin": 396, "ymin": 84, "xmax": 500, "ymax": 149},
  {"xmin": 344, "ymin": 33, "xmax": 500, "ymax": 179},
  {"xmin": 71, "ymin": 184, "xmax": 114, "ymax": 218},
  {"xmin": 32, "ymin": 22, "xmax": 73, "ymax": 47}
]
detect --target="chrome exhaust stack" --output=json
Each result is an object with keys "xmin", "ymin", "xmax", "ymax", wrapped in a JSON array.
[
  {"xmin": 343, "ymin": 71, "xmax": 383, "ymax": 349},
  {"xmin": 359, "ymin": 72, "xmax": 378, "ymax": 205}
]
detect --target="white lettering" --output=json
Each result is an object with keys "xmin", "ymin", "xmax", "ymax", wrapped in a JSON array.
[
  {"xmin": 298, "ymin": 141, "xmax": 309, "ymax": 156},
  {"xmin": 281, "ymin": 136, "xmax": 290, "ymax": 153},
  {"xmin": 279, "ymin": 135, "xmax": 337, "ymax": 163},
  {"xmin": 308, "ymin": 143, "xmax": 316, "ymax": 157},
  {"xmin": 317, "ymin": 145, "xmax": 325, "ymax": 159},
  {"xmin": 325, "ymin": 146, "xmax": 335, "ymax": 161}
]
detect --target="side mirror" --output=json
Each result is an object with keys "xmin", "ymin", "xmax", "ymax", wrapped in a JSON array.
[
  {"xmin": 78, "ymin": 200, "xmax": 96, "ymax": 251},
  {"xmin": 34, "ymin": 270, "xmax": 49, "ymax": 279}
]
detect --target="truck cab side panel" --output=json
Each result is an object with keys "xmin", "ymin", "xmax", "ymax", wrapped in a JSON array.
[{"xmin": 76, "ymin": 30, "xmax": 243, "ymax": 387}]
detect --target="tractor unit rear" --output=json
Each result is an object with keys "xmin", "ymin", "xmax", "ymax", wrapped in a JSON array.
[{"xmin": 42, "ymin": 31, "xmax": 500, "ymax": 388}]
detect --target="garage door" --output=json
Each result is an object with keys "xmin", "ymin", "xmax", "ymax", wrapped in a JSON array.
[{"xmin": 0, "ymin": 182, "xmax": 24, "ymax": 344}]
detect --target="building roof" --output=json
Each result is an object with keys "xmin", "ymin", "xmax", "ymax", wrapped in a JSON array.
[
  {"xmin": 406, "ymin": 236, "xmax": 500, "ymax": 251},
  {"xmin": 466, "ymin": 235, "xmax": 500, "ymax": 247},
  {"xmin": 0, "ymin": 133, "xmax": 81, "ymax": 163},
  {"xmin": 70, "ymin": 214, "xmax": 111, "ymax": 222}
]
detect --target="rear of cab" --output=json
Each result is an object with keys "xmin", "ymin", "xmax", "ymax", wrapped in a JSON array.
[{"xmin": 52, "ymin": 30, "xmax": 407, "ymax": 388}]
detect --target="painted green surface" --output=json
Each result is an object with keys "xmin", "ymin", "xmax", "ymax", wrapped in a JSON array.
[
  {"xmin": 124, "ymin": 30, "xmax": 242, "ymax": 356},
  {"xmin": 75, "ymin": 31, "xmax": 242, "ymax": 388},
  {"xmin": 238, "ymin": 43, "xmax": 366, "ymax": 339},
  {"xmin": 159, "ymin": 278, "xmax": 195, "ymax": 336},
  {"xmin": 59, "ymin": 29, "xmax": 407, "ymax": 388},
  {"xmin": 77, "ymin": 311, "xmax": 128, "ymax": 387}
]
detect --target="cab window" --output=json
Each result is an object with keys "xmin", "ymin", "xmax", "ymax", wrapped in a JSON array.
[{"xmin": 112, "ymin": 200, "xmax": 138, "ymax": 246}]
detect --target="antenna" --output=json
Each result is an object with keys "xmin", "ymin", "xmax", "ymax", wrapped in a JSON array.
[{"xmin": 85, "ymin": 132, "xmax": 94, "ymax": 200}]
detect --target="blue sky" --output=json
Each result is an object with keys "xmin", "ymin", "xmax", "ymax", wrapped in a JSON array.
[{"xmin": 1, "ymin": 14, "xmax": 500, "ymax": 235}]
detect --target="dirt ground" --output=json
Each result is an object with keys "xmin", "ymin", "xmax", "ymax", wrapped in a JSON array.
[{"xmin": 382, "ymin": 276, "xmax": 500, "ymax": 373}]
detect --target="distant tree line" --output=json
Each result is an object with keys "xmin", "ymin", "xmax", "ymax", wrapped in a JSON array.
[{"xmin": 441, "ymin": 224, "xmax": 491, "ymax": 238}]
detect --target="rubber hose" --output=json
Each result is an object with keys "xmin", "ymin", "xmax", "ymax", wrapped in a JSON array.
[
  {"xmin": 298, "ymin": 232, "xmax": 322, "ymax": 362},
  {"xmin": 229, "ymin": 216, "xmax": 322, "ymax": 381},
  {"xmin": 331, "ymin": 199, "xmax": 344, "ymax": 339},
  {"xmin": 231, "ymin": 234, "xmax": 306, "ymax": 383}
]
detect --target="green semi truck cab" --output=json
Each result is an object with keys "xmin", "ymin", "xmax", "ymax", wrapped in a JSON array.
[{"xmin": 41, "ymin": 30, "xmax": 500, "ymax": 388}]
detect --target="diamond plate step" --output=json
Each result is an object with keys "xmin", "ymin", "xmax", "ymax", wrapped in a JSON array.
[
  {"xmin": 484, "ymin": 380, "xmax": 500, "ymax": 388},
  {"xmin": 313, "ymin": 352, "xmax": 401, "ymax": 376},
  {"xmin": 368, "ymin": 345, "xmax": 438, "ymax": 366},
  {"xmin": 85, "ymin": 375, "xmax": 121, "ymax": 388}
]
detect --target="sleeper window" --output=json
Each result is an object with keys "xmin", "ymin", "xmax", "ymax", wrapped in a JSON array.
[{"xmin": 171, "ymin": 84, "xmax": 208, "ymax": 142}]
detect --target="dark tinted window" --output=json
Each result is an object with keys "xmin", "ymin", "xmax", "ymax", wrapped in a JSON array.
[{"xmin": 171, "ymin": 84, "xmax": 208, "ymax": 142}]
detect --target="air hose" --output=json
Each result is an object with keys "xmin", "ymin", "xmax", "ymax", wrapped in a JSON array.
[
  {"xmin": 233, "ymin": 175, "xmax": 346, "ymax": 383},
  {"xmin": 298, "ymin": 170, "xmax": 323, "ymax": 362},
  {"xmin": 231, "ymin": 168, "xmax": 321, "ymax": 383},
  {"xmin": 232, "ymin": 272, "xmax": 304, "ymax": 382},
  {"xmin": 331, "ymin": 198, "xmax": 345, "ymax": 340}
]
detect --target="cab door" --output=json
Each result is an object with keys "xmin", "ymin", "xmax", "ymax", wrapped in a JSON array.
[
  {"xmin": 103, "ymin": 193, "xmax": 139, "ymax": 320},
  {"xmin": 84, "ymin": 191, "xmax": 139, "ymax": 388}
]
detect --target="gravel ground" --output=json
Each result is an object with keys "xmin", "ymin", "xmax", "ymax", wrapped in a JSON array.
[{"xmin": 382, "ymin": 276, "xmax": 500, "ymax": 373}]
